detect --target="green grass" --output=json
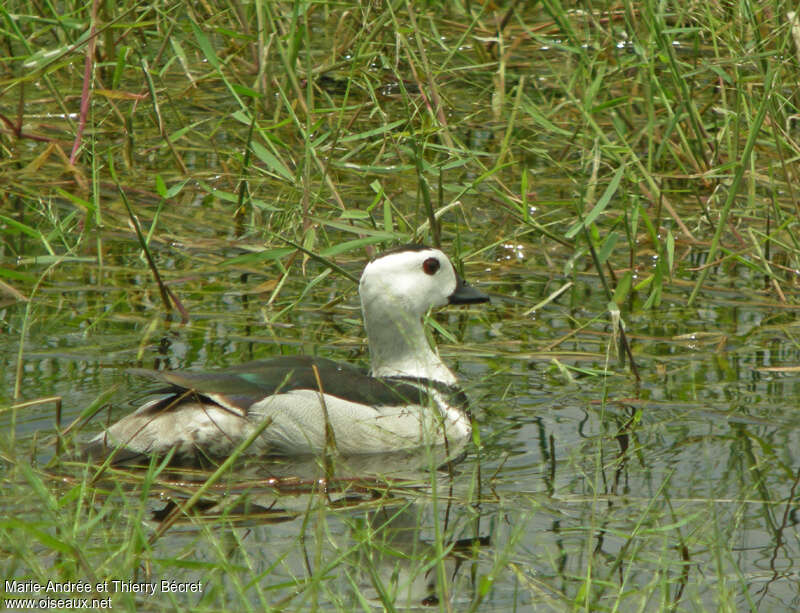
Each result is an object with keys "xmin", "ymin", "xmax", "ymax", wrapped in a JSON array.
[{"xmin": 2, "ymin": 0, "xmax": 800, "ymax": 610}]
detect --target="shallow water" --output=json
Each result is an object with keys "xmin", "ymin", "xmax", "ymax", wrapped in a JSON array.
[{"xmin": 3, "ymin": 240, "xmax": 800, "ymax": 610}]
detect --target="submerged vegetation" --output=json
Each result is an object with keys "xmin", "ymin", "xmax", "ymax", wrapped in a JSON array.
[{"xmin": 2, "ymin": 0, "xmax": 800, "ymax": 610}]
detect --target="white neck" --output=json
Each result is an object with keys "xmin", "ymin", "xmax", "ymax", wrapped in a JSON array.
[{"xmin": 363, "ymin": 302, "xmax": 457, "ymax": 385}]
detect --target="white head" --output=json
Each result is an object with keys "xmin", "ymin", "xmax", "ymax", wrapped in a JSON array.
[{"xmin": 359, "ymin": 246, "xmax": 488, "ymax": 383}]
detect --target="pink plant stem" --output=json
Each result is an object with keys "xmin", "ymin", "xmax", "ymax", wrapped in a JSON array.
[{"xmin": 69, "ymin": 0, "xmax": 99, "ymax": 165}]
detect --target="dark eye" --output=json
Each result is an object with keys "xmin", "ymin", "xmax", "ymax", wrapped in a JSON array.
[{"xmin": 422, "ymin": 257, "xmax": 440, "ymax": 275}]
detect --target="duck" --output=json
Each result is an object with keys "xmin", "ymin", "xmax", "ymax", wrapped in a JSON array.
[{"xmin": 83, "ymin": 245, "xmax": 489, "ymax": 464}]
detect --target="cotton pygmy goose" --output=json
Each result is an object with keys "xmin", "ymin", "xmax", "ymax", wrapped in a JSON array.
[{"xmin": 83, "ymin": 245, "xmax": 489, "ymax": 464}]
